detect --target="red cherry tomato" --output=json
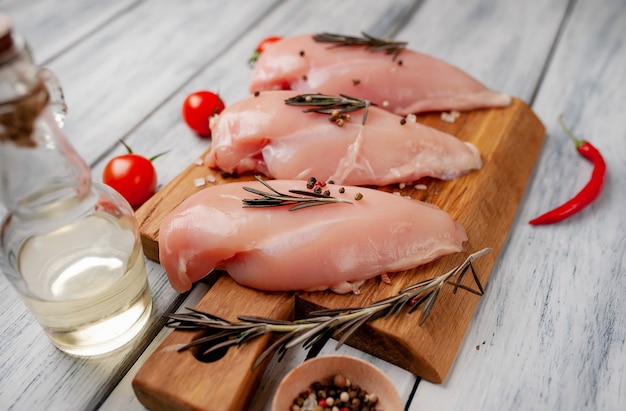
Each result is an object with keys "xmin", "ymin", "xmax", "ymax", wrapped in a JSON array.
[
  {"xmin": 249, "ymin": 36, "xmax": 282, "ymax": 66},
  {"xmin": 103, "ymin": 153, "xmax": 157, "ymax": 208},
  {"xmin": 182, "ymin": 91, "xmax": 225, "ymax": 137},
  {"xmin": 256, "ymin": 35, "xmax": 282, "ymax": 52}
]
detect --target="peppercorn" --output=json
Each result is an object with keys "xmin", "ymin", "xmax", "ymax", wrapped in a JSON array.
[
  {"xmin": 334, "ymin": 374, "xmax": 346, "ymax": 388},
  {"xmin": 307, "ymin": 177, "xmax": 317, "ymax": 189}
]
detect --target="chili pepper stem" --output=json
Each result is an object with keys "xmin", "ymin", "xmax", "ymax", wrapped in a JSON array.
[{"xmin": 558, "ymin": 113, "xmax": 584, "ymax": 149}]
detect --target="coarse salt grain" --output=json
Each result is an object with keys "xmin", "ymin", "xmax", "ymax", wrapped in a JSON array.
[
  {"xmin": 206, "ymin": 174, "xmax": 216, "ymax": 183},
  {"xmin": 193, "ymin": 178, "xmax": 206, "ymax": 187},
  {"xmin": 406, "ymin": 114, "xmax": 417, "ymax": 123},
  {"xmin": 194, "ymin": 158, "xmax": 204, "ymax": 166},
  {"xmin": 415, "ymin": 184, "xmax": 428, "ymax": 190},
  {"xmin": 441, "ymin": 110, "xmax": 461, "ymax": 123}
]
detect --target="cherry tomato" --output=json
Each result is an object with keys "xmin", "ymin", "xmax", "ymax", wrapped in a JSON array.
[
  {"xmin": 103, "ymin": 151, "xmax": 157, "ymax": 208},
  {"xmin": 256, "ymin": 35, "xmax": 282, "ymax": 52},
  {"xmin": 182, "ymin": 91, "xmax": 225, "ymax": 137},
  {"xmin": 248, "ymin": 35, "xmax": 282, "ymax": 66}
]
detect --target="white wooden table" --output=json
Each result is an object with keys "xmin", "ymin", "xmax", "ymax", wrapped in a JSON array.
[{"xmin": 1, "ymin": 0, "xmax": 624, "ymax": 410}]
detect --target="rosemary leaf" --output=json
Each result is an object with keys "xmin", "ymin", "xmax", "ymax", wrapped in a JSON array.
[
  {"xmin": 407, "ymin": 290, "xmax": 434, "ymax": 314},
  {"xmin": 335, "ymin": 311, "xmax": 376, "ymax": 349},
  {"xmin": 419, "ymin": 283, "xmax": 444, "ymax": 325},
  {"xmin": 254, "ymin": 331, "xmax": 298, "ymax": 369},
  {"xmin": 313, "ymin": 32, "xmax": 407, "ymax": 60},
  {"xmin": 198, "ymin": 338, "xmax": 240, "ymax": 357},
  {"xmin": 238, "ymin": 315, "xmax": 294, "ymax": 326},
  {"xmin": 239, "ymin": 327, "xmax": 269, "ymax": 344},
  {"xmin": 242, "ymin": 176, "xmax": 352, "ymax": 210},
  {"xmin": 177, "ymin": 331, "xmax": 237, "ymax": 352},
  {"xmin": 384, "ymin": 295, "xmax": 412, "ymax": 319},
  {"xmin": 284, "ymin": 93, "xmax": 372, "ymax": 125},
  {"xmin": 446, "ymin": 281, "xmax": 484, "ymax": 296},
  {"xmin": 285, "ymin": 317, "xmax": 337, "ymax": 350},
  {"xmin": 303, "ymin": 326, "xmax": 335, "ymax": 352},
  {"xmin": 470, "ymin": 262, "xmax": 485, "ymax": 294}
]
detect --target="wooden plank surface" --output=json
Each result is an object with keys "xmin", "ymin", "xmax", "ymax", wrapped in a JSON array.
[{"xmin": 0, "ymin": 0, "xmax": 143, "ymax": 64}]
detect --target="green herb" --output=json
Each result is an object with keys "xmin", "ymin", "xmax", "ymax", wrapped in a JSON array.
[
  {"xmin": 242, "ymin": 175, "xmax": 352, "ymax": 211},
  {"xmin": 166, "ymin": 248, "xmax": 491, "ymax": 368},
  {"xmin": 313, "ymin": 32, "xmax": 407, "ymax": 61},
  {"xmin": 285, "ymin": 93, "xmax": 372, "ymax": 125}
]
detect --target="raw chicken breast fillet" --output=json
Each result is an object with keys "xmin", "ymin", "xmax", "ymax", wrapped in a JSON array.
[
  {"xmin": 159, "ymin": 179, "xmax": 468, "ymax": 293},
  {"xmin": 250, "ymin": 34, "xmax": 511, "ymax": 115},
  {"xmin": 205, "ymin": 90, "xmax": 482, "ymax": 186}
]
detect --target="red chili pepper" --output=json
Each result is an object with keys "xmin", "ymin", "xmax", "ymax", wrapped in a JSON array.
[{"xmin": 529, "ymin": 114, "xmax": 606, "ymax": 225}]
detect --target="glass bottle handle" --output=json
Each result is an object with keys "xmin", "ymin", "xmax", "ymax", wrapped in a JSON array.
[{"xmin": 39, "ymin": 68, "xmax": 67, "ymax": 128}]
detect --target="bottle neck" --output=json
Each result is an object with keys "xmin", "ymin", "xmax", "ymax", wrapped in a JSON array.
[{"xmin": 0, "ymin": 52, "xmax": 91, "ymax": 218}]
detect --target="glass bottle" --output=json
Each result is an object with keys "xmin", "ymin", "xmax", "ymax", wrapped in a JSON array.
[{"xmin": 0, "ymin": 15, "xmax": 152, "ymax": 356}]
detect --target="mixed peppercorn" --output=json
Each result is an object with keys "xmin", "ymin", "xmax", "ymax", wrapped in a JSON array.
[{"xmin": 290, "ymin": 373, "xmax": 380, "ymax": 411}]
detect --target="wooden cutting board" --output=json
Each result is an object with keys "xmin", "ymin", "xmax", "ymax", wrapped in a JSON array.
[{"xmin": 132, "ymin": 98, "xmax": 544, "ymax": 410}]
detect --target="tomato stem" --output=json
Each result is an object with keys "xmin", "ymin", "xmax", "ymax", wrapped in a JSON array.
[
  {"xmin": 119, "ymin": 139, "xmax": 168, "ymax": 162},
  {"xmin": 120, "ymin": 139, "xmax": 133, "ymax": 154},
  {"xmin": 149, "ymin": 150, "xmax": 169, "ymax": 162}
]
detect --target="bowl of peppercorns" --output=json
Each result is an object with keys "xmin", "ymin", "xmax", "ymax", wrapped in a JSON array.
[{"xmin": 272, "ymin": 355, "xmax": 403, "ymax": 411}]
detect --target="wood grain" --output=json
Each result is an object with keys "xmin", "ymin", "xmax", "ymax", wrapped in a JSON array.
[
  {"xmin": 132, "ymin": 98, "xmax": 544, "ymax": 408},
  {"xmin": 133, "ymin": 275, "xmax": 293, "ymax": 411}
]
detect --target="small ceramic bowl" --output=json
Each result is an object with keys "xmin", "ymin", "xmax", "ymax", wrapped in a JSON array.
[{"xmin": 272, "ymin": 355, "xmax": 403, "ymax": 410}]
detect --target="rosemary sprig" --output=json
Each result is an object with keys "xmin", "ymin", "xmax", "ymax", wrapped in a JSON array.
[
  {"xmin": 285, "ymin": 93, "xmax": 372, "ymax": 125},
  {"xmin": 166, "ymin": 248, "xmax": 492, "ymax": 368},
  {"xmin": 242, "ymin": 175, "xmax": 352, "ymax": 211},
  {"xmin": 313, "ymin": 32, "xmax": 408, "ymax": 61}
]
